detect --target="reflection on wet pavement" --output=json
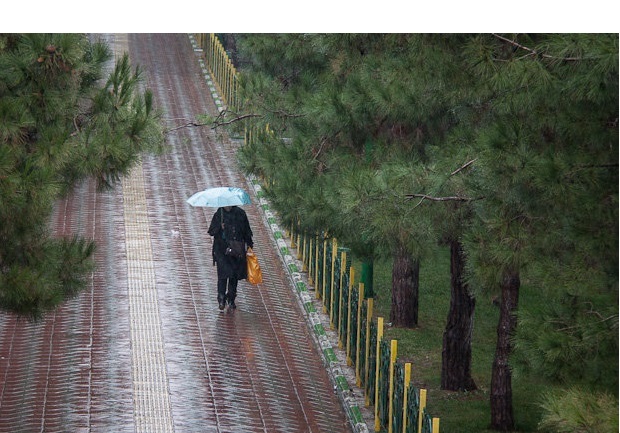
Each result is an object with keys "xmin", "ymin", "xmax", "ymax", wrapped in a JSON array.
[{"xmin": 0, "ymin": 34, "xmax": 351, "ymax": 433}]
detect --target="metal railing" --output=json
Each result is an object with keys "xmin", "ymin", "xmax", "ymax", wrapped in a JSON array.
[
  {"xmin": 291, "ymin": 228, "xmax": 440, "ymax": 433},
  {"xmin": 196, "ymin": 33, "xmax": 238, "ymax": 111}
]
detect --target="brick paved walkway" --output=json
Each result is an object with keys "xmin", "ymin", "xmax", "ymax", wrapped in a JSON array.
[{"xmin": 0, "ymin": 34, "xmax": 367, "ymax": 433}]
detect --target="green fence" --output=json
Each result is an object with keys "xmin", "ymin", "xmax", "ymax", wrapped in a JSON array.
[
  {"xmin": 196, "ymin": 33, "xmax": 238, "ymax": 111},
  {"xmin": 292, "ymin": 228, "xmax": 440, "ymax": 433}
]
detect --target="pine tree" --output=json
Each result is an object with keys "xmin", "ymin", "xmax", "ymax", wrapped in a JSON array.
[
  {"xmin": 0, "ymin": 34, "xmax": 164, "ymax": 319},
  {"xmin": 462, "ymin": 33, "xmax": 618, "ymax": 430},
  {"xmin": 235, "ymin": 34, "xmax": 435, "ymax": 328},
  {"xmin": 228, "ymin": 33, "xmax": 618, "ymax": 430}
]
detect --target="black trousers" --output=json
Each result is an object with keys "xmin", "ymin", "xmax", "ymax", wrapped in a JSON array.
[{"xmin": 217, "ymin": 277, "xmax": 238, "ymax": 304}]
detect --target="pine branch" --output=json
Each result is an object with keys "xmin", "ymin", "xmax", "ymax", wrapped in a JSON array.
[
  {"xmin": 164, "ymin": 121, "xmax": 210, "ymax": 134},
  {"xmin": 564, "ymin": 163, "xmax": 619, "ymax": 179},
  {"xmin": 266, "ymin": 109, "xmax": 304, "ymax": 119},
  {"xmin": 313, "ymin": 136, "xmax": 329, "ymax": 160},
  {"xmin": 407, "ymin": 159, "xmax": 482, "ymax": 208},
  {"xmin": 491, "ymin": 34, "xmax": 583, "ymax": 62},
  {"xmin": 211, "ymin": 113, "xmax": 262, "ymax": 128},
  {"xmin": 407, "ymin": 193, "xmax": 484, "ymax": 209},
  {"xmin": 406, "ymin": 194, "xmax": 480, "ymax": 202},
  {"xmin": 450, "ymin": 158, "xmax": 478, "ymax": 176},
  {"xmin": 208, "ymin": 108, "xmax": 302, "ymax": 130},
  {"xmin": 163, "ymin": 111, "xmax": 263, "ymax": 133}
]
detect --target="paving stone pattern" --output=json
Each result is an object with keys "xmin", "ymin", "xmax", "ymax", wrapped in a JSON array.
[{"xmin": 0, "ymin": 34, "xmax": 365, "ymax": 433}]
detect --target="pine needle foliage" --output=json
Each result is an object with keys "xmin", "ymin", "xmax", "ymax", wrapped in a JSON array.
[
  {"xmin": 227, "ymin": 33, "xmax": 617, "ymax": 429},
  {"xmin": 0, "ymin": 34, "xmax": 164, "ymax": 319},
  {"xmin": 538, "ymin": 387, "xmax": 618, "ymax": 433}
]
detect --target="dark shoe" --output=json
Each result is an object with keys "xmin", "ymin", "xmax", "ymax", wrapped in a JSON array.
[
  {"xmin": 219, "ymin": 302, "xmax": 226, "ymax": 311},
  {"xmin": 228, "ymin": 301, "xmax": 237, "ymax": 309}
]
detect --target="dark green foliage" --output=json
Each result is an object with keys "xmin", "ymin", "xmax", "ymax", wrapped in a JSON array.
[
  {"xmin": 0, "ymin": 236, "xmax": 95, "ymax": 317},
  {"xmin": 462, "ymin": 33, "xmax": 618, "ymax": 378},
  {"xmin": 538, "ymin": 387, "xmax": 618, "ymax": 433},
  {"xmin": 0, "ymin": 34, "xmax": 164, "ymax": 319},
  {"xmin": 225, "ymin": 33, "xmax": 618, "ymax": 431}
]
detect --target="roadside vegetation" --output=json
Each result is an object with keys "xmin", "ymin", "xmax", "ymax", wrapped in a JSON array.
[
  {"xmin": 211, "ymin": 33, "xmax": 618, "ymax": 432},
  {"xmin": 369, "ymin": 252, "xmax": 555, "ymax": 432},
  {"xmin": 0, "ymin": 34, "xmax": 164, "ymax": 319}
]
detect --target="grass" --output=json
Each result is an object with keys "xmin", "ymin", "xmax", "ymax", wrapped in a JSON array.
[{"xmin": 361, "ymin": 245, "xmax": 558, "ymax": 433}]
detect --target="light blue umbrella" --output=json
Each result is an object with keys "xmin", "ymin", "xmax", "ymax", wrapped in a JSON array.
[{"xmin": 186, "ymin": 186, "xmax": 251, "ymax": 207}]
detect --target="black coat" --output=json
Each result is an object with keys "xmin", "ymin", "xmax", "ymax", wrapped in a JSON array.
[{"xmin": 207, "ymin": 206, "xmax": 253, "ymax": 280}]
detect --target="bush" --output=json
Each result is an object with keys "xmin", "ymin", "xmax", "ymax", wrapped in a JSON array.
[{"xmin": 538, "ymin": 387, "xmax": 618, "ymax": 433}]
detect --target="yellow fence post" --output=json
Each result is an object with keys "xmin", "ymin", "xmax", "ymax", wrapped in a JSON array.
[
  {"xmin": 201, "ymin": 33, "xmax": 239, "ymax": 114},
  {"xmin": 388, "ymin": 340, "xmax": 397, "ymax": 433},
  {"xmin": 338, "ymin": 249, "xmax": 347, "ymax": 347},
  {"xmin": 355, "ymin": 282, "xmax": 364, "ymax": 386},
  {"xmin": 307, "ymin": 235, "xmax": 313, "ymax": 282},
  {"xmin": 315, "ymin": 236, "xmax": 321, "ymax": 299},
  {"xmin": 365, "ymin": 297, "xmax": 374, "ymax": 406},
  {"xmin": 402, "ymin": 363, "xmax": 411, "ymax": 433},
  {"xmin": 232, "ymin": 67, "xmax": 238, "ymax": 111},
  {"xmin": 433, "ymin": 418, "xmax": 440, "ymax": 433},
  {"xmin": 374, "ymin": 317, "xmax": 384, "ymax": 432},
  {"xmin": 289, "ymin": 223, "xmax": 296, "ymax": 248},
  {"xmin": 297, "ymin": 231, "xmax": 304, "ymax": 261},
  {"xmin": 226, "ymin": 59, "xmax": 231, "ymax": 105},
  {"xmin": 322, "ymin": 237, "xmax": 328, "ymax": 311},
  {"xmin": 330, "ymin": 238, "xmax": 337, "ymax": 329},
  {"xmin": 418, "ymin": 389, "xmax": 427, "ymax": 433}
]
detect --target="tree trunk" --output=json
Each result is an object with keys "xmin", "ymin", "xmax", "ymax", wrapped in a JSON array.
[
  {"xmin": 390, "ymin": 244, "xmax": 419, "ymax": 328},
  {"xmin": 490, "ymin": 268, "xmax": 520, "ymax": 431},
  {"xmin": 441, "ymin": 239, "xmax": 477, "ymax": 391}
]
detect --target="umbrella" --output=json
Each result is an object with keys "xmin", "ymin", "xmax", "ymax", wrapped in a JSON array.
[{"xmin": 186, "ymin": 186, "xmax": 251, "ymax": 207}]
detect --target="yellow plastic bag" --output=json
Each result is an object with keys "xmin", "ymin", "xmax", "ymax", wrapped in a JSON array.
[{"xmin": 246, "ymin": 248, "xmax": 263, "ymax": 285}]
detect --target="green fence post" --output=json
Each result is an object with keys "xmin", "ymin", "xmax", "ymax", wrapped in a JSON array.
[
  {"xmin": 361, "ymin": 259, "xmax": 374, "ymax": 297},
  {"xmin": 379, "ymin": 339, "xmax": 391, "ymax": 429},
  {"xmin": 307, "ymin": 234, "xmax": 313, "ymax": 282},
  {"xmin": 314, "ymin": 234, "xmax": 321, "ymax": 298},
  {"xmin": 324, "ymin": 236, "xmax": 331, "ymax": 314}
]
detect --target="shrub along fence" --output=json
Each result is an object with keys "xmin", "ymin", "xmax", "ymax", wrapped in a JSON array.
[{"xmin": 195, "ymin": 33, "xmax": 440, "ymax": 433}]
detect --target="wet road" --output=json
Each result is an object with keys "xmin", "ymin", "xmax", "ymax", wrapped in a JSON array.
[{"xmin": 0, "ymin": 34, "xmax": 351, "ymax": 433}]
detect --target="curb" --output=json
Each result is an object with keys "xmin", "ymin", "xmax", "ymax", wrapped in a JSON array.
[
  {"xmin": 247, "ymin": 179, "xmax": 371, "ymax": 433},
  {"xmin": 187, "ymin": 34, "xmax": 371, "ymax": 433}
]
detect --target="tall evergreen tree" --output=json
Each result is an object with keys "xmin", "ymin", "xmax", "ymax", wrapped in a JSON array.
[
  {"xmin": 223, "ymin": 32, "xmax": 618, "ymax": 431},
  {"xmin": 0, "ymin": 34, "xmax": 164, "ymax": 319},
  {"xmin": 462, "ymin": 33, "xmax": 618, "ymax": 430},
  {"xmin": 235, "ymin": 34, "xmax": 452, "ymax": 328}
]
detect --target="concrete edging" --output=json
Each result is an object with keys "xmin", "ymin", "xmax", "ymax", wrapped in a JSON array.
[{"xmin": 247, "ymin": 179, "xmax": 371, "ymax": 433}]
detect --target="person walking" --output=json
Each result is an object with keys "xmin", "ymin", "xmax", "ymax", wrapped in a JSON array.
[{"xmin": 208, "ymin": 205, "xmax": 254, "ymax": 310}]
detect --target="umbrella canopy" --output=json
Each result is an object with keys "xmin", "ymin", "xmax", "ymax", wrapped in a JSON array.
[{"xmin": 186, "ymin": 186, "xmax": 251, "ymax": 207}]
